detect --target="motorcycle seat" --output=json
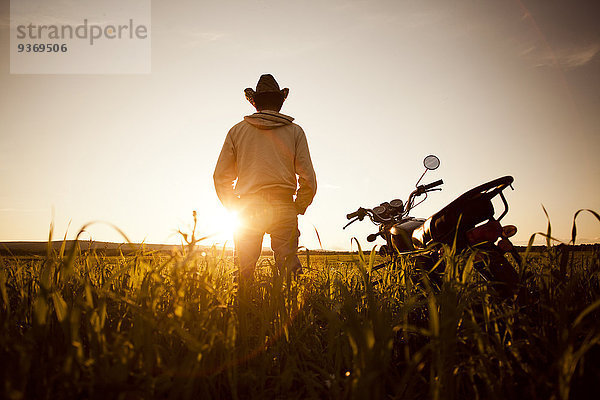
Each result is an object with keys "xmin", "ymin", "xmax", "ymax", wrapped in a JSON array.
[{"xmin": 412, "ymin": 195, "xmax": 495, "ymax": 248}]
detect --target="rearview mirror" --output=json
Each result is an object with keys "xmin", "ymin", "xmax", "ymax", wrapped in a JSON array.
[{"xmin": 423, "ymin": 155, "xmax": 440, "ymax": 170}]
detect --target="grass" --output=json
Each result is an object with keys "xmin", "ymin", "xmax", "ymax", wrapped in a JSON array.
[{"xmin": 0, "ymin": 212, "xmax": 599, "ymax": 399}]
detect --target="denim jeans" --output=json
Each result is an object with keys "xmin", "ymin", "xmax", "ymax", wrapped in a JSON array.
[{"xmin": 234, "ymin": 197, "xmax": 301, "ymax": 282}]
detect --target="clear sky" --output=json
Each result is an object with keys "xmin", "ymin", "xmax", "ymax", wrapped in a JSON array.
[{"xmin": 1, "ymin": 0, "xmax": 599, "ymax": 250}]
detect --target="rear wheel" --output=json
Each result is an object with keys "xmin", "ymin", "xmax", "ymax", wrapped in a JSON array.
[{"xmin": 479, "ymin": 246, "xmax": 520, "ymax": 297}]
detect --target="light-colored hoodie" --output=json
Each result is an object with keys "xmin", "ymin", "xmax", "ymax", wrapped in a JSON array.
[{"xmin": 213, "ymin": 110, "xmax": 317, "ymax": 215}]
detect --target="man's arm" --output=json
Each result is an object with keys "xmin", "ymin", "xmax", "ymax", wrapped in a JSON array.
[
  {"xmin": 213, "ymin": 132, "xmax": 238, "ymax": 210},
  {"xmin": 294, "ymin": 129, "xmax": 317, "ymax": 215}
]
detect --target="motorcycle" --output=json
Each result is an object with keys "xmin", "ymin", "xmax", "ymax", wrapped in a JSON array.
[{"xmin": 343, "ymin": 155, "xmax": 521, "ymax": 296}]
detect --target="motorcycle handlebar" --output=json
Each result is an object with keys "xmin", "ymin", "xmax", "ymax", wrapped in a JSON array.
[
  {"xmin": 346, "ymin": 208, "xmax": 364, "ymax": 220},
  {"xmin": 347, "ymin": 179, "xmax": 443, "ymax": 224},
  {"xmin": 346, "ymin": 177, "xmax": 444, "ymax": 229},
  {"xmin": 423, "ymin": 179, "xmax": 444, "ymax": 190}
]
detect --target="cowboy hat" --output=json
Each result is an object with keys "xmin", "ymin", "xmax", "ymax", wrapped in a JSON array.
[{"xmin": 244, "ymin": 74, "xmax": 289, "ymax": 107}]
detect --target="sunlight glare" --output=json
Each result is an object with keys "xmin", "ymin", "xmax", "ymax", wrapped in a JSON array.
[
  {"xmin": 222, "ymin": 210, "xmax": 240, "ymax": 238},
  {"xmin": 195, "ymin": 208, "xmax": 241, "ymax": 247}
]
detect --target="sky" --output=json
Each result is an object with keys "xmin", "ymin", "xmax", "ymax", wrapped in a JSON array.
[{"xmin": 0, "ymin": 0, "xmax": 599, "ymax": 250}]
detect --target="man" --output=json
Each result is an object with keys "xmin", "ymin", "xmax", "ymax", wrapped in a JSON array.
[{"xmin": 213, "ymin": 74, "xmax": 317, "ymax": 284}]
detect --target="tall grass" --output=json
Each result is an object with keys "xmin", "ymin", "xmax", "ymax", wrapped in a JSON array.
[{"xmin": 0, "ymin": 212, "xmax": 599, "ymax": 399}]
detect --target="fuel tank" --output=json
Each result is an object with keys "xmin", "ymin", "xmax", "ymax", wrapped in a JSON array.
[{"xmin": 389, "ymin": 218, "xmax": 425, "ymax": 251}]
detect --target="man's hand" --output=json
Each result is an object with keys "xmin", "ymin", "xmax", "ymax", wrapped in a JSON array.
[{"xmin": 295, "ymin": 201, "xmax": 306, "ymax": 215}]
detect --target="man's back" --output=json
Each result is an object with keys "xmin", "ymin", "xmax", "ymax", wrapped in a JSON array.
[{"xmin": 214, "ymin": 110, "xmax": 316, "ymax": 215}]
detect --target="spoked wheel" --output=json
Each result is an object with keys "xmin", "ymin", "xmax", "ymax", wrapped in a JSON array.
[
  {"xmin": 477, "ymin": 244, "xmax": 520, "ymax": 298},
  {"xmin": 400, "ymin": 249, "xmax": 444, "ymax": 292},
  {"xmin": 371, "ymin": 252, "xmax": 441, "ymax": 290}
]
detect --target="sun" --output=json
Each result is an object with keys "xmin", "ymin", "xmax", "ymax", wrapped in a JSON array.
[
  {"xmin": 194, "ymin": 207, "xmax": 242, "ymax": 247},
  {"xmin": 222, "ymin": 210, "xmax": 241, "ymax": 238}
]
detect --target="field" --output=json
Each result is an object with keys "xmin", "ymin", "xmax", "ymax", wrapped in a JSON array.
[{"xmin": 1, "ymin": 233, "xmax": 599, "ymax": 399}]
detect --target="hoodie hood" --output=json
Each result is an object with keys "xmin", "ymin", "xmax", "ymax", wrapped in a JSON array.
[{"xmin": 244, "ymin": 110, "xmax": 295, "ymax": 129}]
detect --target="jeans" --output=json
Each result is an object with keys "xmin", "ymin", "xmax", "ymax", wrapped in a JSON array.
[{"xmin": 234, "ymin": 196, "xmax": 302, "ymax": 283}]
